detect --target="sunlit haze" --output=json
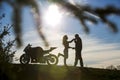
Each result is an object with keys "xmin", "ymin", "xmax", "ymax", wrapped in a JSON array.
[{"xmin": 42, "ymin": 4, "xmax": 63, "ymax": 28}]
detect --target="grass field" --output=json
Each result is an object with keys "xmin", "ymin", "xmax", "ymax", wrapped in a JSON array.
[{"xmin": 6, "ymin": 64, "xmax": 119, "ymax": 80}]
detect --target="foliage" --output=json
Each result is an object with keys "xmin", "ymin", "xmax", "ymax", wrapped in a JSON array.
[
  {"xmin": 0, "ymin": 14, "xmax": 16, "ymax": 80},
  {"xmin": 0, "ymin": 0, "xmax": 120, "ymax": 47},
  {"xmin": 0, "ymin": 24, "xmax": 16, "ymax": 63}
]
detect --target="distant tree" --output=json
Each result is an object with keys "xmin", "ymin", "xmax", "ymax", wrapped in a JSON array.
[
  {"xmin": 106, "ymin": 65, "xmax": 117, "ymax": 70},
  {"xmin": 0, "ymin": 0, "xmax": 120, "ymax": 47},
  {"xmin": 116, "ymin": 65, "xmax": 120, "ymax": 70}
]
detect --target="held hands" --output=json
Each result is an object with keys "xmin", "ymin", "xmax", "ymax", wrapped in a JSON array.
[
  {"xmin": 72, "ymin": 38, "xmax": 76, "ymax": 42},
  {"xmin": 72, "ymin": 38, "xmax": 75, "ymax": 41},
  {"xmin": 69, "ymin": 47, "xmax": 75, "ymax": 49},
  {"xmin": 72, "ymin": 47, "xmax": 75, "ymax": 49},
  {"xmin": 74, "ymin": 39, "xmax": 76, "ymax": 43}
]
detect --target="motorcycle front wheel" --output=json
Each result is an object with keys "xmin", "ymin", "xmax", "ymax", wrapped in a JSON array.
[
  {"xmin": 20, "ymin": 54, "xmax": 30, "ymax": 64},
  {"xmin": 46, "ymin": 54, "xmax": 58, "ymax": 65}
]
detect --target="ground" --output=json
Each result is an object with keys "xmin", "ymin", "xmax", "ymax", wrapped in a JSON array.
[{"xmin": 1, "ymin": 64, "xmax": 118, "ymax": 80}]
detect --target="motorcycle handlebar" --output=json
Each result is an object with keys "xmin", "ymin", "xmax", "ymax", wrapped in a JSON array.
[{"xmin": 50, "ymin": 47, "xmax": 57, "ymax": 51}]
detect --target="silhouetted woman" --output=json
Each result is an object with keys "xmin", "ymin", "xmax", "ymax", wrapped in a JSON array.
[{"xmin": 58, "ymin": 35, "xmax": 74, "ymax": 66}]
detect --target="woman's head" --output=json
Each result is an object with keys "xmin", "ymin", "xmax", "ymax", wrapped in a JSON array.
[
  {"xmin": 62, "ymin": 35, "xmax": 68, "ymax": 45},
  {"xmin": 63, "ymin": 35, "xmax": 68, "ymax": 40}
]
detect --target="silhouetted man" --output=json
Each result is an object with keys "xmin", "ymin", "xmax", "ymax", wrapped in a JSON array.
[{"xmin": 74, "ymin": 34, "xmax": 84, "ymax": 67}]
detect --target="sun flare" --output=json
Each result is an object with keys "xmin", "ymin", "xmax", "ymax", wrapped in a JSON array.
[{"xmin": 43, "ymin": 4, "xmax": 63, "ymax": 28}]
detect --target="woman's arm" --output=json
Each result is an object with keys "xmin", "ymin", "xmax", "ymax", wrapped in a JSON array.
[{"xmin": 68, "ymin": 39, "xmax": 75, "ymax": 43}]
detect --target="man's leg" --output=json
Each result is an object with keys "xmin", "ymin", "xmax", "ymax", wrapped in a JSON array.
[
  {"xmin": 64, "ymin": 58, "xmax": 67, "ymax": 66},
  {"xmin": 79, "ymin": 54, "xmax": 84, "ymax": 67},
  {"xmin": 74, "ymin": 54, "xmax": 78, "ymax": 67}
]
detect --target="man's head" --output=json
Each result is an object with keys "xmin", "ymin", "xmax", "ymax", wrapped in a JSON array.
[{"xmin": 75, "ymin": 34, "xmax": 79, "ymax": 38}]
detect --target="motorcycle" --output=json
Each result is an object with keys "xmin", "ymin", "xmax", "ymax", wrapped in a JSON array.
[{"xmin": 20, "ymin": 44, "xmax": 58, "ymax": 65}]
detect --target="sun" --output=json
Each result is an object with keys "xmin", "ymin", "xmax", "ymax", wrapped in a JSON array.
[{"xmin": 43, "ymin": 4, "xmax": 63, "ymax": 28}]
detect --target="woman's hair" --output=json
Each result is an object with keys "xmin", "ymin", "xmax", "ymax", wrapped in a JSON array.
[{"xmin": 62, "ymin": 35, "xmax": 68, "ymax": 45}]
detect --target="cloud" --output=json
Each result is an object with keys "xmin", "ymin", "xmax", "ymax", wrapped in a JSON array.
[
  {"xmin": 82, "ymin": 39, "xmax": 120, "ymax": 68},
  {"xmin": 89, "ymin": 58, "xmax": 120, "ymax": 68}
]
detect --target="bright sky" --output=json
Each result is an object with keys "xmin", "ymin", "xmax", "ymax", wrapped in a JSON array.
[{"xmin": 1, "ymin": 0, "xmax": 120, "ymax": 68}]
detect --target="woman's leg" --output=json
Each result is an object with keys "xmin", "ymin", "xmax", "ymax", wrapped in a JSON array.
[{"xmin": 64, "ymin": 49, "xmax": 68, "ymax": 66}]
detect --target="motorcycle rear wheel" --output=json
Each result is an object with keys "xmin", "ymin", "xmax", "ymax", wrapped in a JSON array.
[
  {"xmin": 20, "ymin": 54, "xmax": 30, "ymax": 64},
  {"xmin": 47, "ymin": 54, "xmax": 58, "ymax": 65}
]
